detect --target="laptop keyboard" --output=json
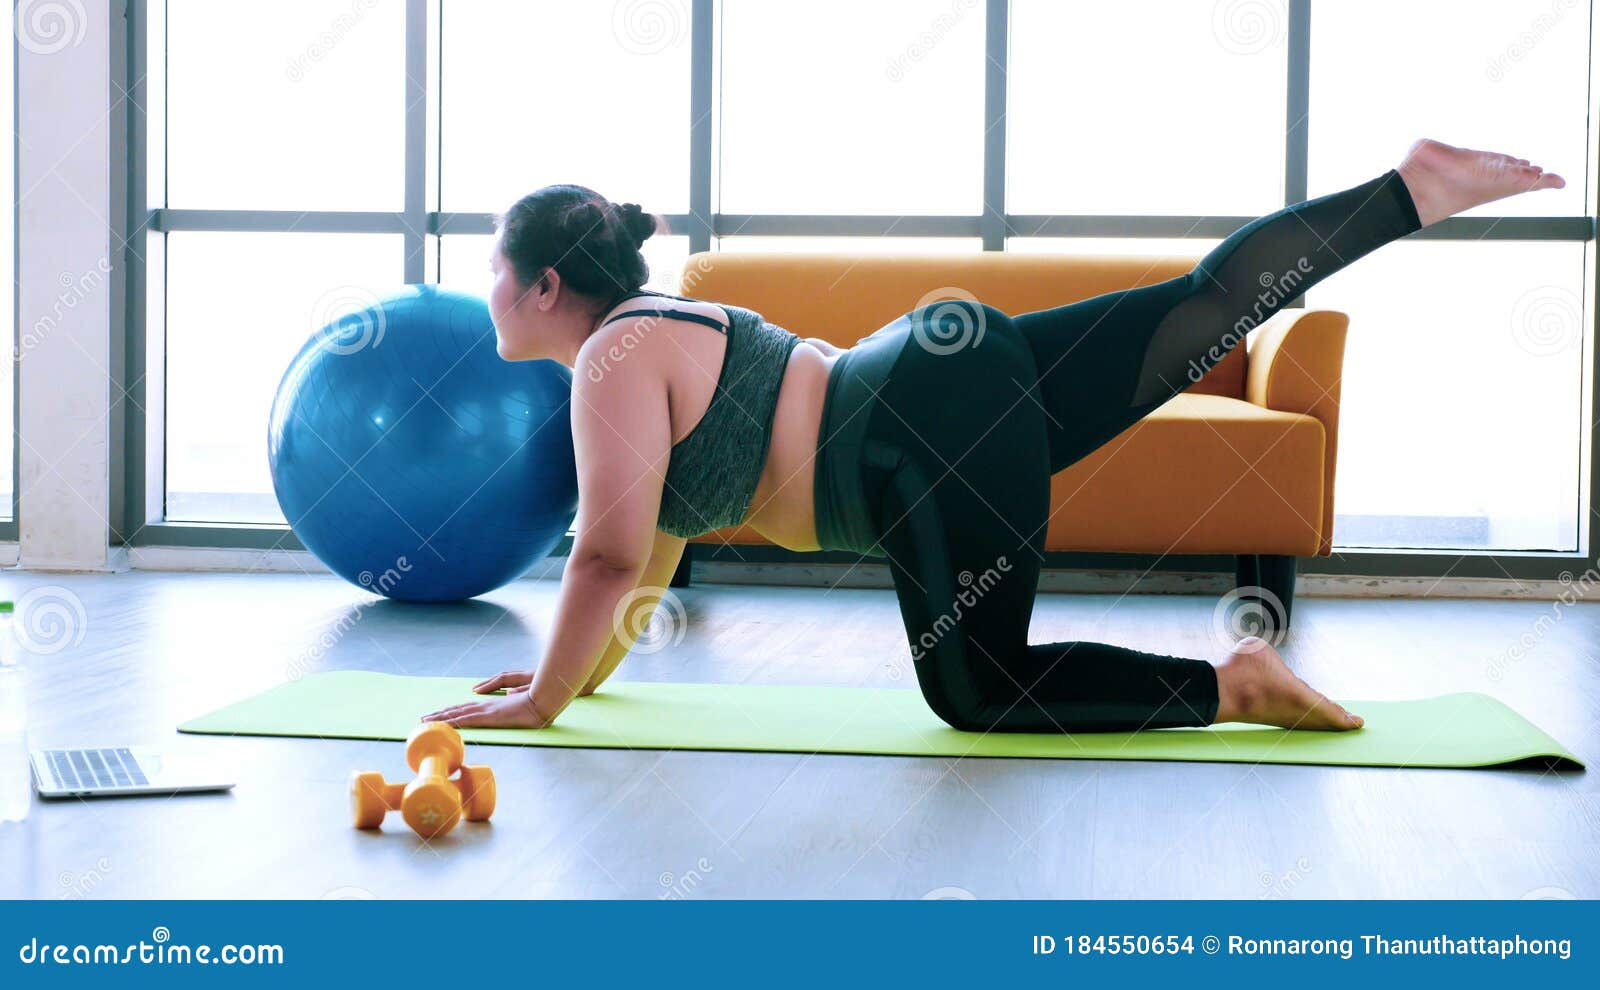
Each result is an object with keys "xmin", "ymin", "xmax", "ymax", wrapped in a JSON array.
[{"xmin": 42, "ymin": 748, "xmax": 149, "ymax": 790}]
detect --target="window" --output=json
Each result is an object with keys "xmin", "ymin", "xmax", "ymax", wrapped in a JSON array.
[
  {"xmin": 1309, "ymin": 241, "xmax": 1587, "ymax": 551},
  {"xmin": 132, "ymin": 1, "xmax": 1597, "ymax": 566},
  {"xmin": 1308, "ymin": 0, "xmax": 1593, "ymax": 551},
  {"xmin": 1308, "ymin": 0, "xmax": 1590, "ymax": 219},
  {"xmin": 439, "ymin": 2, "xmax": 691, "ymax": 215},
  {"xmin": 719, "ymin": 0, "xmax": 985, "ymax": 215},
  {"xmin": 1008, "ymin": 0, "xmax": 1288, "ymax": 216},
  {"xmin": 166, "ymin": 1, "xmax": 406, "ymax": 210},
  {"xmin": 163, "ymin": 233, "xmax": 400, "ymax": 523}
]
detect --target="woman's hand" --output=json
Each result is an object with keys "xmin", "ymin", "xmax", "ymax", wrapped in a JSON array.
[
  {"xmin": 422, "ymin": 689, "xmax": 554, "ymax": 729},
  {"xmin": 472, "ymin": 669, "xmax": 536, "ymax": 695}
]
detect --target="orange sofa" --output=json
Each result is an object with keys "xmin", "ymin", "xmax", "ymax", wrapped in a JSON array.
[{"xmin": 675, "ymin": 252, "xmax": 1350, "ymax": 626}]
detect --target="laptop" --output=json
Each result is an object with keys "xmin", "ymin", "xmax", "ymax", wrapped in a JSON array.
[{"xmin": 30, "ymin": 746, "xmax": 234, "ymax": 798}]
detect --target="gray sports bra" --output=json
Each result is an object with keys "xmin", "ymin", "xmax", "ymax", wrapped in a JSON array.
[{"xmin": 595, "ymin": 290, "xmax": 800, "ymax": 539}]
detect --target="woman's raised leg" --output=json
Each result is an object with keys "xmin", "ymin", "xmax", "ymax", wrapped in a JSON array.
[{"xmin": 1013, "ymin": 139, "xmax": 1565, "ymax": 474}]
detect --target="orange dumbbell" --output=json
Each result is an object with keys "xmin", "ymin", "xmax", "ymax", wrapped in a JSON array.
[{"xmin": 350, "ymin": 722, "xmax": 496, "ymax": 838}]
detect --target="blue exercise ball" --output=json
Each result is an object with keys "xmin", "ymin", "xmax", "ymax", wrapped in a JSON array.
[{"xmin": 268, "ymin": 286, "xmax": 577, "ymax": 602}]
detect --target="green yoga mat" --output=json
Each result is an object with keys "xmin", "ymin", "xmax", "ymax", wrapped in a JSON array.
[{"xmin": 177, "ymin": 670, "xmax": 1583, "ymax": 770}]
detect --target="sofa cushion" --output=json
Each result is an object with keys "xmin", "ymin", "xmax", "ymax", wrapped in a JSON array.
[{"xmin": 1045, "ymin": 393, "xmax": 1325, "ymax": 556}]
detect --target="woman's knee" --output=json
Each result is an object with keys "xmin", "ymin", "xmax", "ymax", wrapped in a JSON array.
[
  {"xmin": 920, "ymin": 686, "xmax": 993, "ymax": 733},
  {"xmin": 911, "ymin": 652, "xmax": 1012, "ymax": 733}
]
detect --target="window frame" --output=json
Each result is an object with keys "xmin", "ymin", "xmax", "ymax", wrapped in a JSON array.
[
  {"xmin": 2, "ymin": 23, "xmax": 19, "ymax": 537},
  {"xmin": 117, "ymin": 0, "xmax": 1600, "ymax": 586}
]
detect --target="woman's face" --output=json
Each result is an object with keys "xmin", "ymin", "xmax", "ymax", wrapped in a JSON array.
[{"xmin": 487, "ymin": 241, "xmax": 542, "ymax": 361}]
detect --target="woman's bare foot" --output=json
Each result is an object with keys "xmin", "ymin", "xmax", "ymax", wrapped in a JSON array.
[
  {"xmin": 1396, "ymin": 138, "xmax": 1566, "ymax": 227},
  {"xmin": 1211, "ymin": 636, "xmax": 1363, "ymax": 731}
]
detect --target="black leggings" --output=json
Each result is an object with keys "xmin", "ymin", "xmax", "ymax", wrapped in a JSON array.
[{"xmin": 812, "ymin": 168, "xmax": 1423, "ymax": 733}]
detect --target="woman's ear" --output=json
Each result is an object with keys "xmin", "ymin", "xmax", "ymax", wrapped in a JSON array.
[{"xmin": 533, "ymin": 266, "xmax": 560, "ymax": 311}]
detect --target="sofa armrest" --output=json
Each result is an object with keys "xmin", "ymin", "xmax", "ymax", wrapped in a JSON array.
[{"xmin": 1245, "ymin": 309, "xmax": 1350, "ymax": 556}]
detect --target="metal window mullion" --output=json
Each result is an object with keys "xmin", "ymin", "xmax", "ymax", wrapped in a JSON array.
[
  {"xmin": 155, "ymin": 0, "xmax": 168, "ymax": 526},
  {"xmin": 1586, "ymin": 0, "xmax": 1600, "ymax": 565},
  {"xmin": 1006, "ymin": 215, "xmax": 1592, "ymax": 241},
  {"xmin": 119, "ymin": 0, "xmax": 151, "ymax": 540},
  {"xmin": 1285, "ymin": 0, "xmax": 1309, "ymax": 206},
  {"xmin": 436, "ymin": 211, "xmax": 1596, "ymax": 241},
  {"xmin": 712, "ymin": 215, "xmax": 980, "ymax": 238},
  {"xmin": 109, "ymin": 0, "xmax": 133, "ymax": 542},
  {"xmin": 981, "ymin": 0, "xmax": 1008, "ymax": 252},
  {"xmin": 1283, "ymin": 0, "xmax": 1311, "ymax": 309},
  {"xmin": 149, "ymin": 209, "xmax": 411, "ymax": 233},
  {"xmin": 689, "ymin": 0, "xmax": 713, "ymax": 255},
  {"xmin": 433, "ymin": 211, "xmax": 700, "ymax": 238},
  {"xmin": 5, "ymin": 2, "xmax": 23, "ymax": 534},
  {"xmin": 402, "ymin": 0, "xmax": 427, "ymax": 282}
]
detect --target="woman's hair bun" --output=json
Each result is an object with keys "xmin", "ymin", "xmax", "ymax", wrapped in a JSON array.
[
  {"xmin": 496, "ymin": 184, "xmax": 657, "ymax": 300},
  {"xmin": 618, "ymin": 202, "xmax": 658, "ymax": 248}
]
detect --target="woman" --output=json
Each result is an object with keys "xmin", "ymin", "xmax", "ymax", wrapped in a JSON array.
[{"xmin": 423, "ymin": 138, "xmax": 1564, "ymax": 735}]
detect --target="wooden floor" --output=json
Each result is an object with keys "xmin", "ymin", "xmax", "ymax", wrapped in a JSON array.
[{"xmin": 0, "ymin": 569, "xmax": 1594, "ymax": 900}]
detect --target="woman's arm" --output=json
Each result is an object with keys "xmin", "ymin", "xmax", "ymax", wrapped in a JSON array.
[
  {"xmin": 455, "ymin": 530, "xmax": 685, "ymax": 707},
  {"xmin": 423, "ymin": 324, "xmax": 673, "ymax": 730},
  {"xmin": 521, "ymin": 332, "xmax": 676, "ymax": 726},
  {"xmin": 579, "ymin": 530, "xmax": 687, "ymax": 696}
]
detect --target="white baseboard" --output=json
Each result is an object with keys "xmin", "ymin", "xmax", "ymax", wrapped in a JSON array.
[
  {"xmin": 1296, "ymin": 572, "xmax": 1595, "ymax": 601},
  {"xmin": 3, "ymin": 544, "xmax": 127, "ymax": 573},
  {"xmin": 127, "ymin": 545, "xmax": 331, "ymax": 574},
  {"xmin": 66, "ymin": 547, "xmax": 1595, "ymax": 603},
  {"xmin": 690, "ymin": 560, "xmax": 1594, "ymax": 602},
  {"xmin": 124, "ymin": 545, "xmax": 571, "ymax": 582}
]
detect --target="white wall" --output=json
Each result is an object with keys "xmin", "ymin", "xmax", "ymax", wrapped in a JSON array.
[{"xmin": 14, "ymin": 0, "xmax": 120, "ymax": 570}]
